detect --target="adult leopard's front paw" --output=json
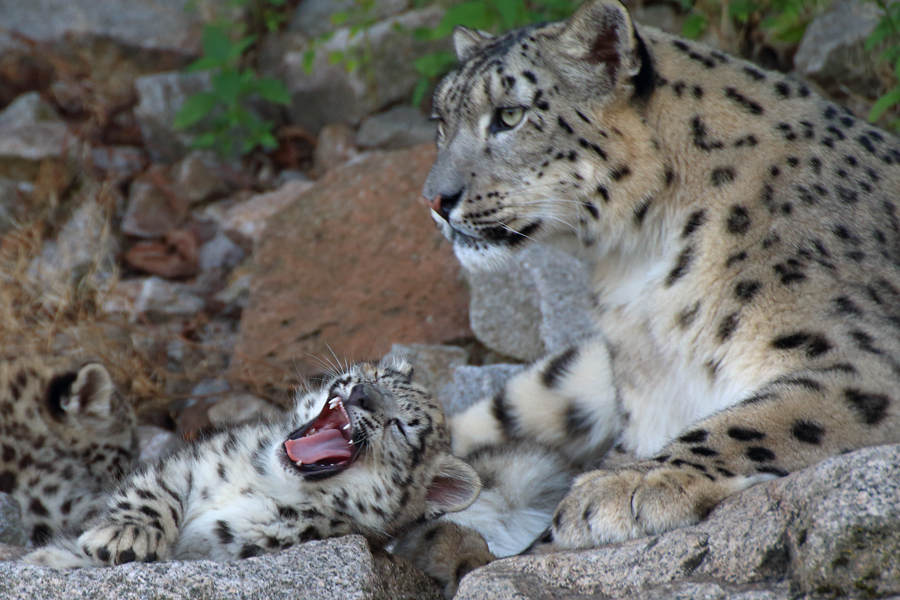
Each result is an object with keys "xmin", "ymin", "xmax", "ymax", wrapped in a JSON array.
[
  {"xmin": 551, "ymin": 466, "xmax": 721, "ymax": 549},
  {"xmin": 78, "ymin": 524, "xmax": 164, "ymax": 565}
]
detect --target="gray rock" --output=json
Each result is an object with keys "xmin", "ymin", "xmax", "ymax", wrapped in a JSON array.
[
  {"xmin": 290, "ymin": 0, "xmax": 409, "ymax": 37},
  {"xmin": 357, "ymin": 106, "xmax": 437, "ymax": 150},
  {"xmin": 0, "ymin": 122, "xmax": 72, "ymax": 181},
  {"xmin": 137, "ymin": 425, "xmax": 182, "ymax": 463},
  {"xmin": 207, "ymin": 393, "xmax": 285, "ymax": 426},
  {"xmin": 28, "ymin": 192, "xmax": 119, "ymax": 288},
  {"xmin": 171, "ymin": 151, "xmax": 233, "ymax": 205},
  {"xmin": 133, "ymin": 277, "xmax": 205, "ymax": 323},
  {"xmin": 198, "ymin": 231, "xmax": 246, "ymax": 273},
  {"xmin": 794, "ymin": 0, "xmax": 888, "ymax": 98},
  {"xmin": 385, "ymin": 343, "xmax": 470, "ymax": 406},
  {"xmin": 274, "ymin": 6, "xmax": 449, "ymax": 133},
  {"xmin": 439, "ymin": 364, "xmax": 526, "ymax": 416},
  {"xmin": 0, "ymin": 0, "xmax": 223, "ymax": 55},
  {"xmin": 121, "ymin": 174, "xmax": 187, "ymax": 238},
  {"xmin": 134, "ymin": 71, "xmax": 213, "ymax": 162},
  {"xmin": 456, "ymin": 444, "xmax": 900, "ymax": 600},
  {"xmin": 0, "ymin": 494, "xmax": 24, "ymax": 547},
  {"xmin": 87, "ymin": 146, "xmax": 147, "ymax": 183},
  {"xmin": 220, "ymin": 179, "xmax": 315, "ymax": 246},
  {"xmin": 313, "ymin": 123, "xmax": 360, "ymax": 175},
  {"xmin": 467, "ymin": 245, "xmax": 597, "ymax": 361},
  {"xmin": 0, "ymin": 92, "xmax": 61, "ymax": 125},
  {"xmin": 0, "ymin": 178, "xmax": 32, "ymax": 233},
  {"xmin": 1, "ymin": 535, "xmax": 441, "ymax": 599}
]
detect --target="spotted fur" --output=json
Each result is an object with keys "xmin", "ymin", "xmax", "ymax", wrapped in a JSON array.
[
  {"xmin": 0, "ymin": 358, "xmax": 138, "ymax": 547},
  {"xmin": 425, "ymin": 0, "xmax": 900, "ymax": 549},
  {"xmin": 23, "ymin": 359, "xmax": 481, "ymax": 567}
]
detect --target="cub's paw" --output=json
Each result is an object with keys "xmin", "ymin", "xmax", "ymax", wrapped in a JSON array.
[
  {"xmin": 78, "ymin": 523, "xmax": 164, "ymax": 565},
  {"xmin": 22, "ymin": 542, "xmax": 93, "ymax": 568},
  {"xmin": 551, "ymin": 466, "xmax": 725, "ymax": 549}
]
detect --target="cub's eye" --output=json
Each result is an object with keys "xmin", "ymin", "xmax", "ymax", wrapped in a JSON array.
[{"xmin": 490, "ymin": 107, "xmax": 525, "ymax": 133}]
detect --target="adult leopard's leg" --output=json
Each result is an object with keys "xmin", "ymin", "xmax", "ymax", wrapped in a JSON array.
[{"xmin": 551, "ymin": 366, "xmax": 897, "ymax": 548}]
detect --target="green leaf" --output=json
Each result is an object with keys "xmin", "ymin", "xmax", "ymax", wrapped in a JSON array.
[
  {"xmin": 412, "ymin": 26, "xmax": 434, "ymax": 41},
  {"xmin": 434, "ymin": 2, "xmax": 495, "ymax": 38},
  {"xmin": 494, "ymin": 0, "xmax": 522, "ymax": 29},
  {"xmin": 414, "ymin": 51, "xmax": 457, "ymax": 78},
  {"xmin": 173, "ymin": 92, "xmax": 218, "ymax": 129},
  {"xmin": 869, "ymin": 88, "xmax": 900, "ymax": 122},
  {"xmin": 259, "ymin": 131, "xmax": 279, "ymax": 150},
  {"xmin": 682, "ymin": 13, "xmax": 707, "ymax": 39},
  {"xmin": 411, "ymin": 77, "xmax": 430, "ymax": 108},
  {"xmin": 227, "ymin": 35, "xmax": 257, "ymax": 64},
  {"xmin": 256, "ymin": 77, "xmax": 291, "ymax": 104},
  {"xmin": 303, "ymin": 48, "xmax": 316, "ymax": 74},
  {"xmin": 212, "ymin": 69, "xmax": 243, "ymax": 106},
  {"xmin": 331, "ymin": 11, "xmax": 350, "ymax": 26},
  {"xmin": 201, "ymin": 25, "xmax": 233, "ymax": 63},
  {"xmin": 192, "ymin": 132, "xmax": 219, "ymax": 148},
  {"xmin": 728, "ymin": 0, "xmax": 758, "ymax": 23},
  {"xmin": 865, "ymin": 21, "xmax": 892, "ymax": 51},
  {"xmin": 328, "ymin": 50, "xmax": 345, "ymax": 65},
  {"xmin": 185, "ymin": 56, "xmax": 223, "ymax": 73}
]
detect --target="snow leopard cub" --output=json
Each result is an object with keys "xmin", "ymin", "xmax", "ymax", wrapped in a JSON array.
[{"xmin": 23, "ymin": 358, "xmax": 481, "ymax": 568}]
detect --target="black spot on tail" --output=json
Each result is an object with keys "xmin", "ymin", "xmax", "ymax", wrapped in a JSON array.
[
  {"xmin": 216, "ymin": 520, "xmax": 235, "ymax": 545},
  {"xmin": 542, "ymin": 346, "xmax": 579, "ymax": 388},
  {"xmin": 791, "ymin": 420, "xmax": 824, "ymax": 445},
  {"xmin": 678, "ymin": 429, "xmax": 707, "ymax": 444},
  {"xmin": 491, "ymin": 390, "xmax": 518, "ymax": 438},
  {"xmin": 727, "ymin": 427, "xmax": 765, "ymax": 441},
  {"xmin": 844, "ymin": 389, "xmax": 890, "ymax": 425}
]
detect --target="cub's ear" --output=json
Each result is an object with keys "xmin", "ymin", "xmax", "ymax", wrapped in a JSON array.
[
  {"xmin": 454, "ymin": 26, "xmax": 494, "ymax": 62},
  {"xmin": 557, "ymin": 0, "xmax": 641, "ymax": 81},
  {"xmin": 424, "ymin": 454, "xmax": 482, "ymax": 518},
  {"xmin": 48, "ymin": 363, "xmax": 115, "ymax": 420}
]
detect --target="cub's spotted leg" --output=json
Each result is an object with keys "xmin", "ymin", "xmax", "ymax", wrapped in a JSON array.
[
  {"xmin": 451, "ymin": 339, "xmax": 622, "ymax": 468},
  {"xmin": 25, "ymin": 457, "xmax": 191, "ymax": 567},
  {"xmin": 552, "ymin": 367, "xmax": 897, "ymax": 548}
]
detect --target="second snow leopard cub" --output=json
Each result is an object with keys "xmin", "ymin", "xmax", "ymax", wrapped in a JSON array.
[{"xmin": 24, "ymin": 359, "xmax": 481, "ymax": 568}]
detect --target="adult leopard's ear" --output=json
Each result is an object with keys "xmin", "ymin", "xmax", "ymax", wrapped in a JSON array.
[
  {"xmin": 423, "ymin": 453, "xmax": 482, "ymax": 518},
  {"xmin": 453, "ymin": 26, "xmax": 494, "ymax": 62},
  {"xmin": 557, "ymin": 0, "xmax": 641, "ymax": 83}
]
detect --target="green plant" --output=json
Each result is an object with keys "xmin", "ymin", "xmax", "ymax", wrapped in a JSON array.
[
  {"xmin": 866, "ymin": 0, "xmax": 900, "ymax": 129},
  {"xmin": 410, "ymin": 0, "xmax": 581, "ymax": 106},
  {"xmin": 175, "ymin": 0, "xmax": 292, "ymax": 158},
  {"xmin": 301, "ymin": 0, "xmax": 382, "ymax": 77},
  {"xmin": 678, "ymin": 0, "xmax": 821, "ymax": 44}
]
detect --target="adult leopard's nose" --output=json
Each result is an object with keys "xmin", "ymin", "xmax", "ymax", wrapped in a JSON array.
[{"xmin": 423, "ymin": 189, "xmax": 463, "ymax": 222}]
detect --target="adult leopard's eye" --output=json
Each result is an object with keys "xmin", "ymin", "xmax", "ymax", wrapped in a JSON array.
[{"xmin": 490, "ymin": 107, "xmax": 525, "ymax": 133}]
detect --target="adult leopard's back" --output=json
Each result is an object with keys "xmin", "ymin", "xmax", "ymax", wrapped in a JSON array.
[{"xmin": 424, "ymin": 0, "xmax": 900, "ymax": 549}]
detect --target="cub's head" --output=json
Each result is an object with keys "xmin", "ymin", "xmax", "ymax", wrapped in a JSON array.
[
  {"xmin": 282, "ymin": 358, "xmax": 481, "ymax": 538},
  {"xmin": 424, "ymin": 0, "xmax": 667, "ymax": 269}
]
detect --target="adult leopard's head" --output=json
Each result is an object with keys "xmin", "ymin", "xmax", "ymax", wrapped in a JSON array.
[{"xmin": 423, "ymin": 0, "xmax": 667, "ymax": 269}]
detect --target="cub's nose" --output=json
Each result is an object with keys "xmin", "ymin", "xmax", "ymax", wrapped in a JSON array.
[
  {"xmin": 424, "ymin": 189, "xmax": 463, "ymax": 222},
  {"xmin": 345, "ymin": 383, "xmax": 385, "ymax": 413}
]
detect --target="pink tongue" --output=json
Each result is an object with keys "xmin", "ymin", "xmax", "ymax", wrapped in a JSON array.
[{"xmin": 285, "ymin": 429, "xmax": 352, "ymax": 464}]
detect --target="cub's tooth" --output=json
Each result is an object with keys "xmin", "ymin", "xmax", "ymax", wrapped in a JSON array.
[
  {"xmin": 343, "ymin": 424, "xmax": 350, "ymax": 430},
  {"xmin": 295, "ymin": 460, "xmax": 304, "ymax": 466}
]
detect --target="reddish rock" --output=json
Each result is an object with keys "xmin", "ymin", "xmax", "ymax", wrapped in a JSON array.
[{"xmin": 231, "ymin": 144, "xmax": 470, "ymax": 381}]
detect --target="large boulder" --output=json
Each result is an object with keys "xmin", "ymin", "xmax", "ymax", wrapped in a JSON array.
[
  {"xmin": 230, "ymin": 143, "xmax": 471, "ymax": 382},
  {"xmin": 456, "ymin": 444, "xmax": 900, "ymax": 600},
  {"xmin": 0, "ymin": 536, "xmax": 441, "ymax": 600}
]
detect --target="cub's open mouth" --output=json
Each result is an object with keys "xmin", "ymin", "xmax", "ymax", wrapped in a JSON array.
[{"xmin": 284, "ymin": 395, "xmax": 357, "ymax": 479}]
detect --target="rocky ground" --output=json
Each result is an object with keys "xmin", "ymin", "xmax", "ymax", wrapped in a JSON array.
[{"xmin": 1, "ymin": 0, "xmax": 899, "ymax": 598}]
